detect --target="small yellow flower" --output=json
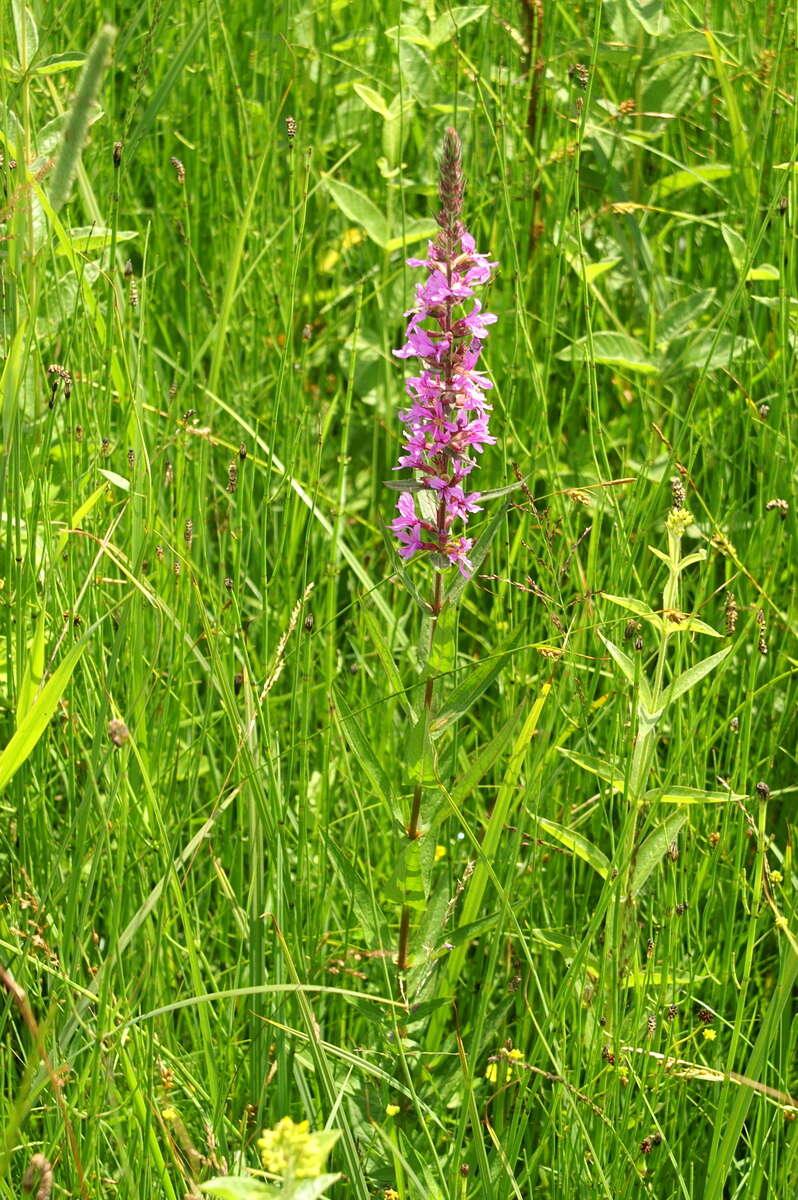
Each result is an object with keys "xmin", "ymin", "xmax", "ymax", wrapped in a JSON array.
[
  {"xmin": 771, "ymin": 870, "xmax": 783, "ymax": 884},
  {"xmin": 385, "ymin": 1189, "xmax": 400, "ymax": 1200},
  {"xmin": 702, "ymin": 1028, "xmax": 716, "ymax": 1041},
  {"xmin": 385, "ymin": 1104, "xmax": 400, "ymax": 1117},
  {"xmin": 507, "ymin": 1048, "xmax": 524, "ymax": 1064},
  {"xmin": 434, "ymin": 845, "xmax": 446, "ymax": 862},
  {"xmin": 257, "ymin": 1116, "xmax": 340, "ymax": 1180},
  {"xmin": 484, "ymin": 1062, "xmax": 498, "ymax": 1083}
]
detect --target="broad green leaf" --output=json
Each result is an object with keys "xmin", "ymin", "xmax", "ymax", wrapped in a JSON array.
[
  {"xmin": 0, "ymin": 103, "xmax": 24, "ymax": 159},
  {"xmin": 200, "ymin": 1179, "xmax": 277, "ymax": 1200},
  {"xmin": 650, "ymin": 164, "xmax": 730, "ymax": 201},
  {"xmin": 583, "ymin": 258, "xmax": 621, "ymax": 284},
  {"xmin": 628, "ymin": 0, "xmax": 667, "ymax": 36},
  {"xmin": 644, "ymin": 785, "xmax": 740, "ymax": 805},
  {"xmin": 16, "ymin": 610, "xmax": 47, "ymax": 726},
  {"xmin": 405, "ymin": 699, "xmax": 436, "ymax": 789},
  {"xmin": 557, "ymin": 333, "xmax": 660, "ymax": 376},
  {"xmin": 557, "ymin": 748, "xmax": 625, "ymax": 791},
  {"xmin": 426, "ymin": 595, "xmax": 457, "ymax": 676},
  {"xmin": 527, "ymin": 928, "xmax": 582, "ymax": 957},
  {"xmin": 432, "ymin": 629, "xmax": 520, "ymax": 733},
  {"xmin": 528, "ymin": 814, "xmax": 610, "ymax": 879},
  {"xmin": 323, "ymin": 177, "xmax": 389, "ymax": 247},
  {"xmin": 362, "ymin": 608, "xmax": 416, "ymax": 722},
  {"xmin": 721, "ymin": 222, "xmax": 746, "ymax": 271},
  {"xmin": 674, "ymin": 615, "xmax": 722, "ymax": 638},
  {"xmin": 447, "ymin": 707, "xmax": 522, "ymax": 813},
  {"xmin": 291, "ymin": 1176, "xmax": 343, "ymax": 1200},
  {"xmin": 56, "ymin": 226, "xmax": 137, "ymax": 256},
  {"xmin": 384, "ymin": 217, "xmax": 438, "ymax": 254},
  {"xmin": 384, "ymin": 837, "xmax": 428, "ymax": 910},
  {"xmin": 12, "ymin": 1, "xmax": 38, "ymax": 65},
  {"xmin": 657, "ymin": 289, "xmax": 716, "ymax": 344},
  {"xmin": 57, "ymin": 482, "xmax": 108, "ymax": 554},
  {"xmin": 33, "ymin": 52, "xmax": 87, "ymax": 75},
  {"xmin": 602, "ymin": 594, "xmax": 662, "ymax": 625},
  {"xmin": 442, "ymin": 499, "xmax": 510, "ymax": 607},
  {"xmin": 326, "ymin": 841, "xmax": 389, "ymax": 945},
  {"xmin": 352, "ymin": 83, "xmax": 392, "ymax": 119},
  {"xmin": 428, "ymin": 6, "xmax": 489, "ymax": 49},
  {"xmin": 0, "ymin": 640, "xmax": 86, "ymax": 791},
  {"xmin": 630, "ymin": 810, "xmax": 688, "ymax": 896},
  {"xmin": 644, "ymin": 56, "xmax": 696, "ymax": 122},
  {"xmin": 332, "ymin": 688, "xmax": 401, "ymax": 824},
  {"xmin": 597, "ymin": 629, "xmax": 639, "ymax": 688},
  {"xmin": 398, "ymin": 41, "xmax": 440, "ymax": 103},
  {"xmin": 662, "ymin": 645, "xmax": 733, "ymax": 705},
  {"xmin": 98, "ymin": 468, "xmax": 131, "ymax": 491},
  {"xmin": 666, "ymin": 328, "xmax": 755, "ymax": 376},
  {"xmin": 745, "ymin": 263, "xmax": 779, "ymax": 282},
  {"xmin": 446, "ymin": 685, "xmax": 550, "ymax": 987}
]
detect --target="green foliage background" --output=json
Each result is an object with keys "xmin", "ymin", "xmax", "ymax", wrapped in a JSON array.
[{"xmin": 1, "ymin": 1, "xmax": 797, "ymax": 1197}]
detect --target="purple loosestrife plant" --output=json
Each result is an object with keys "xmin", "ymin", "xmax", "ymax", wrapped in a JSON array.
[
  {"xmin": 391, "ymin": 128, "xmax": 497, "ymax": 579},
  {"xmin": 389, "ymin": 130, "xmax": 503, "ymax": 982}
]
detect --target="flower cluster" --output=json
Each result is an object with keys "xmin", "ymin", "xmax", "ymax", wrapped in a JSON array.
[
  {"xmin": 390, "ymin": 128, "xmax": 497, "ymax": 578},
  {"xmin": 257, "ymin": 1116, "xmax": 339, "ymax": 1181}
]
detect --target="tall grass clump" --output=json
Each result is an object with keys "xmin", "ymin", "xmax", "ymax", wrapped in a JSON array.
[{"xmin": 1, "ymin": 2, "xmax": 797, "ymax": 1199}]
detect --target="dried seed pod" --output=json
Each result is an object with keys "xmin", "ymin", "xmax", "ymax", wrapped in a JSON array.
[
  {"xmin": 670, "ymin": 475, "xmax": 686, "ymax": 511},
  {"xmin": 725, "ymin": 591, "xmax": 738, "ymax": 637},
  {"xmin": 756, "ymin": 609, "xmax": 767, "ymax": 656},
  {"xmin": 22, "ymin": 1154, "xmax": 53, "ymax": 1200},
  {"xmin": 47, "ymin": 363, "xmax": 73, "ymax": 405},
  {"xmin": 170, "ymin": 156, "xmax": 185, "ymax": 184},
  {"xmin": 108, "ymin": 718, "xmax": 130, "ymax": 747},
  {"xmin": 113, "ymin": 141, "xmax": 123, "ymax": 167}
]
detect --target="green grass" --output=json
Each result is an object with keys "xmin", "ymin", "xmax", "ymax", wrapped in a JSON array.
[{"xmin": 1, "ymin": 0, "xmax": 797, "ymax": 1196}]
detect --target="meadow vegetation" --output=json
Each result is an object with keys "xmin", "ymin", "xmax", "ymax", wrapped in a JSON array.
[{"xmin": 1, "ymin": 1, "xmax": 797, "ymax": 1196}]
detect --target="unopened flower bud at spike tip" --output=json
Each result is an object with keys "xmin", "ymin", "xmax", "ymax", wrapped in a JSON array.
[{"xmin": 437, "ymin": 127, "xmax": 465, "ymax": 232}]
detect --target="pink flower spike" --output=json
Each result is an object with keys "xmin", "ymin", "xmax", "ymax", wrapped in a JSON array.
[{"xmin": 389, "ymin": 128, "xmax": 497, "ymax": 571}]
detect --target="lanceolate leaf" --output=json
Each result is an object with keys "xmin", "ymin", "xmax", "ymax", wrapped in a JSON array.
[
  {"xmin": 630, "ymin": 811, "xmax": 688, "ymax": 897},
  {"xmin": 644, "ymin": 785, "xmax": 742, "ymax": 805},
  {"xmin": 557, "ymin": 333, "xmax": 661, "ymax": 376},
  {"xmin": 323, "ymin": 177, "xmax": 389, "ymax": 247},
  {"xmin": 16, "ymin": 609, "xmax": 47, "ymax": 727},
  {"xmin": 0, "ymin": 639, "xmax": 86, "ymax": 791},
  {"xmin": 200, "ymin": 1179, "xmax": 277, "ymax": 1200},
  {"xmin": 597, "ymin": 629, "xmax": 638, "ymax": 688},
  {"xmin": 332, "ymin": 688, "xmax": 402, "ymax": 824},
  {"xmin": 443, "ymin": 499, "xmax": 510, "ymax": 607},
  {"xmin": 432, "ymin": 628, "xmax": 521, "ymax": 733},
  {"xmin": 662, "ymin": 644, "xmax": 733, "ymax": 706},
  {"xmin": 527, "ymin": 814, "xmax": 610, "ymax": 879},
  {"xmin": 557, "ymin": 748, "xmax": 625, "ymax": 791}
]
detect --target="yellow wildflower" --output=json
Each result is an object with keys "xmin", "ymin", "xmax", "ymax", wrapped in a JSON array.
[
  {"xmin": 257, "ymin": 1116, "xmax": 340, "ymax": 1180},
  {"xmin": 385, "ymin": 1104, "xmax": 400, "ymax": 1117}
]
